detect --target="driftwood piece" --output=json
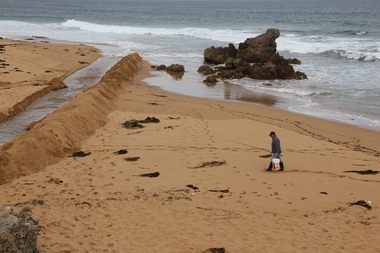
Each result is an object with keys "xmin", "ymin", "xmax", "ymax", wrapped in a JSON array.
[
  {"xmin": 190, "ymin": 160, "xmax": 226, "ymax": 169},
  {"xmin": 186, "ymin": 184, "xmax": 199, "ymax": 190},
  {"xmin": 208, "ymin": 189, "xmax": 229, "ymax": 193},
  {"xmin": 124, "ymin": 157, "xmax": 140, "ymax": 162},
  {"xmin": 202, "ymin": 248, "xmax": 228, "ymax": 253},
  {"xmin": 133, "ymin": 172, "xmax": 160, "ymax": 178},
  {"xmin": 344, "ymin": 170, "xmax": 379, "ymax": 175},
  {"xmin": 122, "ymin": 119, "xmax": 144, "ymax": 129},
  {"xmin": 113, "ymin": 149, "xmax": 128, "ymax": 155}
]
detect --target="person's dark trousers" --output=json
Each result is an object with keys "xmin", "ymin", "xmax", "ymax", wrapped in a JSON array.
[{"xmin": 280, "ymin": 162, "xmax": 284, "ymax": 171}]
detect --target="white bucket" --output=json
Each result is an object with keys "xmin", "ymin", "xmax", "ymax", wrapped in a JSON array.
[{"xmin": 272, "ymin": 158, "xmax": 280, "ymax": 171}]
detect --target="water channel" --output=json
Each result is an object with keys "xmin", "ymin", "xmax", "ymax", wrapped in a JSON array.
[{"xmin": 0, "ymin": 56, "xmax": 121, "ymax": 146}]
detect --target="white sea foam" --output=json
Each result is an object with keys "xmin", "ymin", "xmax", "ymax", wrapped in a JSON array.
[
  {"xmin": 60, "ymin": 19, "xmax": 255, "ymax": 44},
  {"xmin": 1, "ymin": 19, "xmax": 378, "ymax": 61},
  {"xmin": 1, "ymin": 9, "xmax": 379, "ymax": 131},
  {"xmin": 288, "ymin": 103, "xmax": 380, "ymax": 129},
  {"xmin": 279, "ymin": 33, "xmax": 380, "ymax": 61}
]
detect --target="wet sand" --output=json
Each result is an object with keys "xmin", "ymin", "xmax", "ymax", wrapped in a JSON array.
[{"xmin": 0, "ymin": 44, "xmax": 379, "ymax": 252}]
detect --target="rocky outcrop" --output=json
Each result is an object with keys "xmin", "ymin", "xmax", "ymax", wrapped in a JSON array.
[
  {"xmin": 248, "ymin": 53, "xmax": 308, "ymax": 80},
  {"xmin": 236, "ymin": 28, "xmax": 280, "ymax": 63},
  {"xmin": 0, "ymin": 53, "xmax": 142, "ymax": 184},
  {"xmin": 203, "ymin": 44, "xmax": 237, "ymax": 64},
  {"xmin": 0, "ymin": 205, "xmax": 39, "ymax": 253},
  {"xmin": 202, "ymin": 29, "xmax": 307, "ymax": 80}
]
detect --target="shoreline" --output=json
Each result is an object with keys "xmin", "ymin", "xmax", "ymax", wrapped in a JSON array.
[
  {"xmin": 2, "ymin": 37, "xmax": 378, "ymax": 134},
  {"xmin": 143, "ymin": 61, "xmax": 380, "ymax": 133},
  {"xmin": 138, "ymin": 62, "xmax": 380, "ymax": 157}
]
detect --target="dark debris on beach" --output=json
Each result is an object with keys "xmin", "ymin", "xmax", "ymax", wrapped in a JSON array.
[
  {"xmin": 348, "ymin": 200, "xmax": 372, "ymax": 210},
  {"xmin": 344, "ymin": 170, "xmax": 379, "ymax": 175},
  {"xmin": 113, "ymin": 149, "xmax": 128, "ymax": 155},
  {"xmin": 189, "ymin": 160, "xmax": 226, "ymax": 169},
  {"xmin": 69, "ymin": 151, "xmax": 91, "ymax": 157},
  {"xmin": 133, "ymin": 172, "xmax": 160, "ymax": 178},
  {"xmin": 122, "ymin": 116, "xmax": 160, "ymax": 129}
]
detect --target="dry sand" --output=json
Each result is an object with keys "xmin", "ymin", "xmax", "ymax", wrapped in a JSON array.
[
  {"xmin": 0, "ymin": 38, "xmax": 102, "ymax": 121},
  {"xmin": 0, "ymin": 41, "xmax": 379, "ymax": 252}
]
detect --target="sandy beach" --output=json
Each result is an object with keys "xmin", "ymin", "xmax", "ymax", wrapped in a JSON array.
[
  {"xmin": 0, "ymin": 41, "xmax": 379, "ymax": 252},
  {"xmin": 0, "ymin": 38, "xmax": 102, "ymax": 121}
]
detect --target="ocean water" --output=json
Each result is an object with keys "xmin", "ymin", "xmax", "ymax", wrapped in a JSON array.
[{"xmin": 1, "ymin": 0, "xmax": 380, "ymax": 137}]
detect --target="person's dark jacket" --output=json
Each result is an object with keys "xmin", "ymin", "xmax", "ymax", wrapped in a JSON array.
[{"xmin": 271, "ymin": 136, "xmax": 282, "ymax": 154}]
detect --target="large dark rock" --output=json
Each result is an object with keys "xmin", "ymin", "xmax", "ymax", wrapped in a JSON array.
[
  {"xmin": 0, "ymin": 205, "xmax": 39, "ymax": 253},
  {"xmin": 237, "ymin": 28, "xmax": 280, "ymax": 63},
  {"xmin": 217, "ymin": 69, "xmax": 245, "ymax": 79},
  {"xmin": 233, "ymin": 58, "xmax": 250, "ymax": 69},
  {"xmin": 247, "ymin": 53, "xmax": 307, "ymax": 80},
  {"xmin": 201, "ymin": 28, "xmax": 307, "ymax": 81},
  {"xmin": 204, "ymin": 44, "xmax": 237, "ymax": 64},
  {"xmin": 224, "ymin": 57, "xmax": 250, "ymax": 73},
  {"xmin": 224, "ymin": 57, "xmax": 235, "ymax": 70},
  {"xmin": 166, "ymin": 64, "xmax": 185, "ymax": 72}
]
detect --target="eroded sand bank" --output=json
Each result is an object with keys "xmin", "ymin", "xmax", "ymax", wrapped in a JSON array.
[{"xmin": 0, "ymin": 38, "xmax": 102, "ymax": 121}]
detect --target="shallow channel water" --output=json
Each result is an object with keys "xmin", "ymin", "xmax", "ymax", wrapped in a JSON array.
[{"xmin": 0, "ymin": 56, "xmax": 121, "ymax": 146}]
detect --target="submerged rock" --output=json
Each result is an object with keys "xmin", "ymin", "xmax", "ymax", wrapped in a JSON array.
[
  {"xmin": 203, "ymin": 75, "xmax": 218, "ymax": 85},
  {"xmin": 166, "ymin": 64, "xmax": 185, "ymax": 72},
  {"xmin": 151, "ymin": 64, "xmax": 166, "ymax": 70},
  {"xmin": 197, "ymin": 65, "xmax": 215, "ymax": 75}
]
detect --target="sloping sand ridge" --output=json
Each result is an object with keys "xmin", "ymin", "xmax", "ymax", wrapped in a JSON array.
[{"xmin": 0, "ymin": 53, "xmax": 142, "ymax": 184}]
